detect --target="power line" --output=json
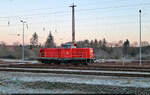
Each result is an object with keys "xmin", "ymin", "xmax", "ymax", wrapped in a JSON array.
[
  {"xmin": 0, "ymin": 3, "xmax": 150, "ymax": 19},
  {"xmin": 1, "ymin": 19, "xmax": 150, "ymax": 27},
  {"xmin": 0, "ymin": 11, "xmax": 71, "ymax": 19},
  {"xmin": 0, "ymin": 11, "xmax": 149, "ymax": 26},
  {"xmin": 77, "ymin": 3, "xmax": 150, "ymax": 12}
]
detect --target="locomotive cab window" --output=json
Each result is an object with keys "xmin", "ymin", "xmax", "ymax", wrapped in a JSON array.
[
  {"xmin": 61, "ymin": 44, "xmax": 71, "ymax": 48},
  {"xmin": 61, "ymin": 43, "xmax": 76, "ymax": 48}
]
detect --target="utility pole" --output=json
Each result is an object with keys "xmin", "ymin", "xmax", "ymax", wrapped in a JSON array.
[
  {"xmin": 20, "ymin": 20, "xmax": 26, "ymax": 63},
  {"xmin": 139, "ymin": 10, "xmax": 142, "ymax": 66},
  {"xmin": 70, "ymin": 4, "xmax": 76, "ymax": 44}
]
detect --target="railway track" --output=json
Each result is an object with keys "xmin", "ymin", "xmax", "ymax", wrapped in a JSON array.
[
  {"xmin": 1, "ymin": 65, "xmax": 150, "ymax": 73},
  {"xmin": 0, "ymin": 61, "xmax": 150, "ymax": 76},
  {"xmin": 1, "ymin": 62, "xmax": 150, "ymax": 72},
  {"xmin": 0, "ymin": 67, "xmax": 150, "ymax": 77}
]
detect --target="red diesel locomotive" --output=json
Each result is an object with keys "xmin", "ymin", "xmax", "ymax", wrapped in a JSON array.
[{"xmin": 38, "ymin": 43, "xmax": 94, "ymax": 65}]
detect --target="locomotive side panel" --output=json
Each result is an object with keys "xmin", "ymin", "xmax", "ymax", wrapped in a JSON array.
[
  {"xmin": 38, "ymin": 48, "xmax": 61, "ymax": 64},
  {"xmin": 71, "ymin": 48, "xmax": 94, "ymax": 64},
  {"xmin": 45, "ymin": 48, "xmax": 60, "ymax": 58},
  {"xmin": 60, "ymin": 48, "xmax": 72, "ymax": 58},
  {"xmin": 39, "ymin": 48, "xmax": 60, "ymax": 58},
  {"xmin": 72, "ymin": 48, "xmax": 93, "ymax": 59}
]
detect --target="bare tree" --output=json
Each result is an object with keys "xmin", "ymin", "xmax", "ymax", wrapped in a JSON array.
[
  {"xmin": 30, "ymin": 32, "xmax": 38, "ymax": 48},
  {"xmin": 0, "ymin": 41, "xmax": 6, "ymax": 47},
  {"xmin": 102, "ymin": 38, "xmax": 107, "ymax": 50},
  {"xmin": 122, "ymin": 39, "xmax": 130, "ymax": 56},
  {"xmin": 141, "ymin": 41, "xmax": 149, "ymax": 47}
]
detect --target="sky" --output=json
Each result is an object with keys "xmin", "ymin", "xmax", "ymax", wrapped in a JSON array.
[{"xmin": 0, "ymin": 0, "xmax": 150, "ymax": 46}]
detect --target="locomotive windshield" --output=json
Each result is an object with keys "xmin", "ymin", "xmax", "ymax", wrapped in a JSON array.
[
  {"xmin": 62, "ymin": 44, "xmax": 71, "ymax": 48},
  {"xmin": 61, "ymin": 43, "xmax": 76, "ymax": 48}
]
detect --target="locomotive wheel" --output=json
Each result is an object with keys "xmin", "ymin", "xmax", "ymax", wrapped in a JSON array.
[
  {"xmin": 45, "ymin": 61, "xmax": 48, "ymax": 64},
  {"xmin": 56, "ymin": 62, "xmax": 60, "ymax": 65},
  {"xmin": 42, "ymin": 60, "xmax": 52, "ymax": 64},
  {"xmin": 73, "ymin": 63, "xmax": 79, "ymax": 65},
  {"xmin": 72, "ymin": 62, "xmax": 79, "ymax": 65},
  {"xmin": 82, "ymin": 63, "xmax": 88, "ymax": 65}
]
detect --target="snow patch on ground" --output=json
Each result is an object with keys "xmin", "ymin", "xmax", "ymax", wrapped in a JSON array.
[
  {"xmin": 0, "ymin": 58, "xmax": 38, "ymax": 64},
  {"xmin": 0, "ymin": 71, "xmax": 150, "ymax": 88}
]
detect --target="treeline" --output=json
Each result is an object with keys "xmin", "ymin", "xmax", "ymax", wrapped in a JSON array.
[
  {"xmin": 0, "ymin": 32, "xmax": 150, "ymax": 60},
  {"xmin": 25, "ymin": 32, "xmax": 150, "ymax": 59},
  {"xmin": 76, "ymin": 39, "xmax": 150, "ymax": 59}
]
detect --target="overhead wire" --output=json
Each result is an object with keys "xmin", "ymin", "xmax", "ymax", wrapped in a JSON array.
[
  {"xmin": 0, "ymin": 12, "xmax": 150, "ymax": 27},
  {"xmin": 77, "ymin": 3, "xmax": 150, "ymax": 12},
  {"xmin": 0, "ymin": 2, "xmax": 149, "ymax": 29},
  {"xmin": 0, "ymin": 3, "xmax": 150, "ymax": 19}
]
